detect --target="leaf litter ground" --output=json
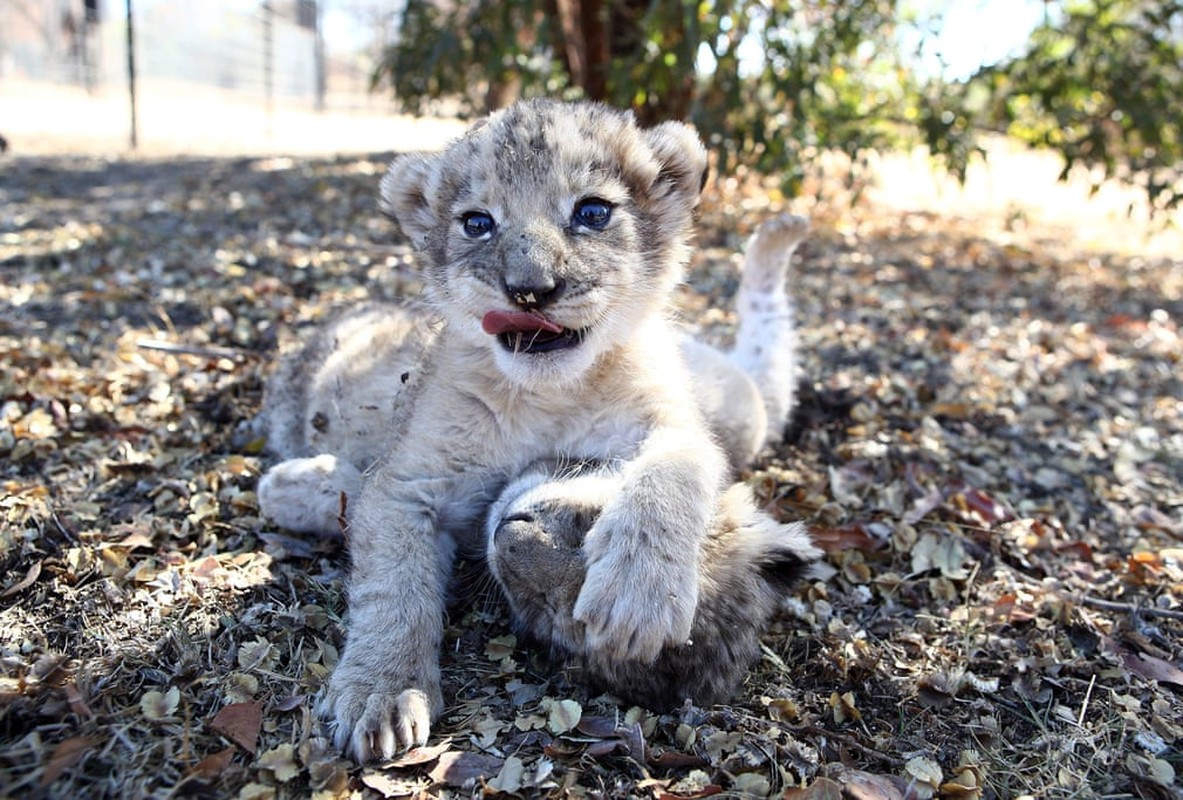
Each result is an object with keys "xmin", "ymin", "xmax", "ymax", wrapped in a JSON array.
[{"xmin": 1, "ymin": 154, "xmax": 1180, "ymax": 799}]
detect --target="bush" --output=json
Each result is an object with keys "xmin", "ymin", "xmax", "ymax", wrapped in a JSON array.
[{"xmin": 375, "ymin": 0, "xmax": 1180, "ymax": 210}]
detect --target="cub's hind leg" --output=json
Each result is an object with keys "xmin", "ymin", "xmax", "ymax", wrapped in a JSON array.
[
  {"xmin": 256, "ymin": 304, "xmax": 433, "ymax": 536},
  {"xmin": 256, "ymin": 454, "xmax": 362, "ymax": 536},
  {"xmin": 729, "ymin": 214, "xmax": 809, "ymax": 446}
]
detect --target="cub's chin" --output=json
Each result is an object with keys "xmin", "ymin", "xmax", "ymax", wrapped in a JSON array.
[
  {"xmin": 487, "ymin": 325, "xmax": 609, "ymax": 387},
  {"xmin": 490, "ymin": 327, "xmax": 587, "ymax": 355}
]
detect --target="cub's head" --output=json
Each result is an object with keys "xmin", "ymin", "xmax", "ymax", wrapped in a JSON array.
[
  {"xmin": 484, "ymin": 462, "xmax": 614, "ymax": 656},
  {"xmin": 486, "ymin": 463, "xmax": 823, "ymax": 707},
  {"xmin": 381, "ymin": 99, "xmax": 708, "ymax": 386}
]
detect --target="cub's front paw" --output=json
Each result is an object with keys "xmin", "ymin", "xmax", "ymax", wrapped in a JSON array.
[
  {"xmin": 573, "ymin": 549, "xmax": 698, "ymax": 664},
  {"xmin": 316, "ymin": 668, "xmax": 442, "ymax": 762}
]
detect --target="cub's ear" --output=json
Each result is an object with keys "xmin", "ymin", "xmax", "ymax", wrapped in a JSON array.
[
  {"xmin": 379, "ymin": 154, "xmax": 440, "ymax": 250},
  {"xmin": 642, "ymin": 121, "xmax": 709, "ymax": 207}
]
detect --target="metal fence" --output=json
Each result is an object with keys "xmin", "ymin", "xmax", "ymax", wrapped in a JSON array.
[{"xmin": 0, "ymin": 0, "xmax": 405, "ymax": 153}]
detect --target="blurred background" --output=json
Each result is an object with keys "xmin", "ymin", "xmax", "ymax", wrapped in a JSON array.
[
  {"xmin": 0, "ymin": 0, "xmax": 465, "ymax": 154},
  {"xmin": 1, "ymin": 0, "xmax": 1179, "ymax": 244}
]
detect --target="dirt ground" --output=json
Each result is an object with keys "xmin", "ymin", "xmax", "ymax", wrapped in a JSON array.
[{"xmin": 1, "ymin": 108, "xmax": 1181, "ymax": 799}]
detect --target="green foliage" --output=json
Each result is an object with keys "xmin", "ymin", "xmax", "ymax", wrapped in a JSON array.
[
  {"xmin": 379, "ymin": 0, "xmax": 934, "ymax": 194},
  {"xmin": 693, "ymin": 1, "xmax": 935, "ymax": 193},
  {"xmin": 373, "ymin": 0, "xmax": 568, "ymax": 112},
  {"xmin": 978, "ymin": 0, "xmax": 1183, "ymax": 212},
  {"xmin": 376, "ymin": 0, "xmax": 1181, "ymax": 211}
]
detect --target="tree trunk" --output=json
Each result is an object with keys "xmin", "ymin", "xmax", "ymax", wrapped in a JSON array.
[{"xmin": 555, "ymin": 0, "xmax": 609, "ymax": 101}]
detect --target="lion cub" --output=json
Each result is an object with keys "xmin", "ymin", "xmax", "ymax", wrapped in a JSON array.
[
  {"xmin": 257, "ymin": 99, "xmax": 806, "ymax": 761},
  {"xmin": 487, "ymin": 463, "xmax": 821, "ymax": 708}
]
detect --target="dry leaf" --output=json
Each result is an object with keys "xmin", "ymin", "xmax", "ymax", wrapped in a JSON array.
[
  {"xmin": 664, "ymin": 769, "xmax": 721, "ymax": 798},
  {"xmin": 585, "ymin": 738, "xmax": 625, "ymax": 758},
  {"xmin": 910, "ymin": 532, "xmax": 970, "ymax": 580},
  {"xmin": 731, "ymin": 772, "xmax": 770, "ymax": 796},
  {"xmin": 953, "ymin": 486, "xmax": 1013, "ymax": 524},
  {"xmin": 616, "ymin": 721, "xmax": 648, "ymax": 763},
  {"xmin": 810, "ymin": 522, "xmax": 889, "ymax": 554},
  {"xmin": 1118, "ymin": 647, "xmax": 1183, "ymax": 688},
  {"xmin": 237, "ymin": 639, "xmax": 276, "ymax": 672},
  {"xmin": 185, "ymin": 747, "xmax": 235, "ymax": 782},
  {"xmin": 484, "ymin": 634, "xmax": 517, "ymax": 660},
  {"xmin": 649, "ymin": 750, "xmax": 708, "ymax": 769},
  {"xmin": 257, "ymin": 532, "xmax": 314, "ymax": 560},
  {"xmin": 140, "ymin": 686, "xmax": 180, "ymax": 721},
  {"xmin": 40, "ymin": 736, "xmax": 99, "ymax": 786},
  {"xmin": 764, "ymin": 696, "xmax": 801, "ymax": 722},
  {"xmin": 65, "ymin": 684, "xmax": 93, "ymax": 719},
  {"xmin": 257, "ymin": 743, "xmax": 299, "ymax": 782},
  {"xmin": 1131, "ymin": 505, "xmax": 1180, "ymax": 536},
  {"xmin": 488, "ymin": 755, "xmax": 526, "ymax": 794},
  {"xmin": 384, "ymin": 738, "xmax": 452, "ymax": 768},
  {"xmin": 916, "ymin": 671, "xmax": 960, "ymax": 709},
  {"xmin": 223, "ymin": 672, "xmax": 259, "ymax": 704},
  {"xmin": 987, "ymin": 593, "xmax": 1038, "ymax": 623},
  {"xmin": 426, "ymin": 751, "xmax": 504, "ymax": 788},
  {"xmin": 236, "ymin": 782, "xmax": 275, "ymax": 800},
  {"xmin": 783, "ymin": 776, "xmax": 843, "ymax": 800},
  {"xmin": 902, "ymin": 756, "xmax": 942, "ymax": 799},
  {"xmin": 839, "ymin": 769, "xmax": 906, "ymax": 800},
  {"xmin": 829, "ymin": 691, "xmax": 862, "ymax": 724},
  {"xmin": 470, "ymin": 712, "xmax": 504, "ymax": 748},
  {"xmin": 575, "ymin": 715, "xmax": 620, "ymax": 738},
  {"xmin": 361, "ymin": 771, "xmax": 426, "ymax": 798},
  {"xmin": 704, "ymin": 730, "xmax": 742, "ymax": 761},
  {"xmin": 1124, "ymin": 752, "xmax": 1177, "ymax": 788},
  {"xmin": 113, "ymin": 530, "xmax": 156, "ymax": 550},
  {"xmin": 0, "ymin": 559, "xmax": 42, "ymax": 598},
  {"xmin": 547, "ymin": 698, "xmax": 583, "ymax": 735},
  {"xmin": 940, "ymin": 755, "xmax": 984, "ymax": 800},
  {"xmin": 210, "ymin": 701, "xmax": 263, "ymax": 754}
]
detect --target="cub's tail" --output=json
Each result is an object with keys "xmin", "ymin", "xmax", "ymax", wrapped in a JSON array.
[{"xmin": 729, "ymin": 213, "xmax": 809, "ymax": 447}]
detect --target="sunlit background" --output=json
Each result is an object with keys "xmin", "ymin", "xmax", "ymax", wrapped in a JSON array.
[
  {"xmin": 0, "ymin": 0, "xmax": 1171, "ymax": 249},
  {"xmin": 0, "ymin": 0, "xmax": 1054, "ymax": 155}
]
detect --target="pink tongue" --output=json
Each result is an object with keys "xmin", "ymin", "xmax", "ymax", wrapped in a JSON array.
[{"xmin": 481, "ymin": 310, "xmax": 564, "ymax": 336}]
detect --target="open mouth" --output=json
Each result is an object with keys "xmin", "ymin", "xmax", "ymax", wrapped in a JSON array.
[{"xmin": 482, "ymin": 310, "xmax": 586, "ymax": 354}]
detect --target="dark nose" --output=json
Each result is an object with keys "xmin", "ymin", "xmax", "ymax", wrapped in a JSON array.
[{"xmin": 504, "ymin": 276, "xmax": 566, "ymax": 309}]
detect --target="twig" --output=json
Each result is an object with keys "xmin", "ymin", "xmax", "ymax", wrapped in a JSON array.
[
  {"xmin": 135, "ymin": 339, "xmax": 251, "ymax": 362},
  {"xmin": 1009, "ymin": 570, "xmax": 1183, "ymax": 621},
  {"xmin": 795, "ymin": 724, "xmax": 904, "ymax": 768},
  {"xmin": 1077, "ymin": 673, "xmax": 1096, "ymax": 727},
  {"xmin": 1080, "ymin": 594, "xmax": 1183, "ymax": 621},
  {"xmin": 760, "ymin": 643, "xmax": 791, "ymax": 673}
]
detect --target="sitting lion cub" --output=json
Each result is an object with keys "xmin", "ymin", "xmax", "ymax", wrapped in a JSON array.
[
  {"xmin": 487, "ymin": 462, "xmax": 821, "ymax": 708},
  {"xmin": 257, "ymin": 99, "xmax": 807, "ymax": 760}
]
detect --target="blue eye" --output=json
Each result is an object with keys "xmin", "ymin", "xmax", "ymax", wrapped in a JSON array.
[
  {"xmin": 461, "ymin": 211, "xmax": 496, "ymax": 238},
  {"xmin": 572, "ymin": 198, "xmax": 612, "ymax": 230}
]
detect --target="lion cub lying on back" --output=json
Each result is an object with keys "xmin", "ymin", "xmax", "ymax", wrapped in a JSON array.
[
  {"xmin": 487, "ymin": 462, "xmax": 821, "ymax": 708},
  {"xmin": 258, "ymin": 99, "xmax": 807, "ymax": 761}
]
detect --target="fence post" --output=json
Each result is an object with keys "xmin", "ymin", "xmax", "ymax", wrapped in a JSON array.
[
  {"xmin": 125, "ymin": 0, "xmax": 138, "ymax": 149},
  {"xmin": 262, "ymin": 1, "xmax": 274, "ymax": 139},
  {"xmin": 314, "ymin": 1, "xmax": 325, "ymax": 112}
]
